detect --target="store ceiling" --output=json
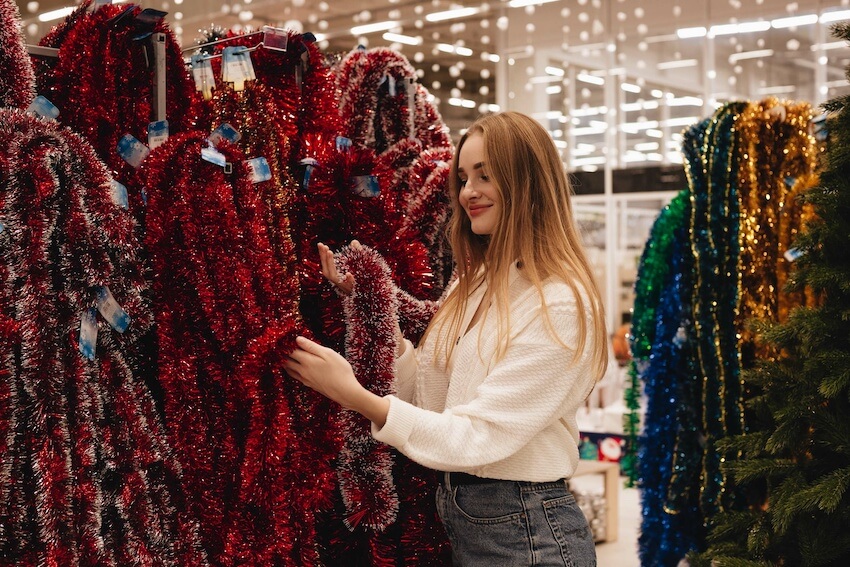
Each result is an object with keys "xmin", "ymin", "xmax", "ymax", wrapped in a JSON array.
[{"xmin": 16, "ymin": 0, "xmax": 850, "ymax": 167}]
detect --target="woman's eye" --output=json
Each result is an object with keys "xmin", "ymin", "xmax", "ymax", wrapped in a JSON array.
[
  {"xmin": 459, "ymin": 179, "xmax": 468, "ymax": 186},
  {"xmin": 480, "ymin": 175, "xmax": 489, "ymax": 182}
]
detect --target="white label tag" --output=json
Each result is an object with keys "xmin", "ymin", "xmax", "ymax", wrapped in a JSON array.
[
  {"xmin": 300, "ymin": 158, "xmax": 318, "ymax": 189},
  {"xmin": 26, "ymin": 95, "xmax": 60, "ymax": 120},
  {"xmin": 335, "ymin": 136, "xmax": 352, "ymax": 152},
  {"xmin": 191, "ymin": 54, "xmax": 216, "ymax": 100},
  {"xmin": 116, "ymin": 134, "xmax": 150, "ymax": 168},
  {"xmin": 201, "ymin": 147, "xmax": 228, "ymax": 167},
  {"xmin": 784, "ymin": 247, "xmax": 804, "ymax": 263},
  {"xmin": 222, "ymin": 46, "xmax": 256, "ymax": 91},
  {"xmin": 109, "ymin": 180, "xmax": 129, "ymax": 209},
  {"xmin": 97, "ymin": 286, "xmax": 130, "ymax": 333},
  {"xmin": 351, "ymin": 175, "xmax": 380, "ymax": 198},
  {"xmin": 147, "ymin": 120, "xmax": 169, "ymax": 150},
  {"xmin": 79, "ymin": 308, "xmax": 98, "ymax": 360},
  {"xmin": 208, "ymin": 123, "xmax": 241, "ymax": 146},
  {"xmin": 245, "ymin": 157, "xmax": 272, "ymax": 183},
  {"xmin": 262, "ymin": 25, "xmax": 289, "ymax": 51}
]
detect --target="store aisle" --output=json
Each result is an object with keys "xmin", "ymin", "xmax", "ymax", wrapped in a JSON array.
[{"xmin": 596, "ymin": 484, "xmax": 640, "ymax": 566}]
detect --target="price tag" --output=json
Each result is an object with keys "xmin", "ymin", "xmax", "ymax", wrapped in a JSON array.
[
  {"xmin": 201, "ymin": 147, "xmax": 228, "ymax": 167},
  {"xmin": 117, "ymin": 134, "xmax": 150, "ymax": 168},
  {"xmin": 245, "ymin": 157, "xmax": 272, "ymax": 183},
  {"xmin": 263, "ymin": 25, "xmax": 289, "ymax": 51},
  {"xmin": 26, "ymin": 95, "xmax": 59, "ymax": 120},
  {"xmin": 191, "ymin": 54, "xmax": 216, "ymax": 100},
  {"xmin": 109, "ymin": 180, "xmax": 129, "ymax": 209},
  {"xmin": 79, "ymin": 308, "xmax": 98, "ymax": 360},
  {"xmin": 208, "ymin": 123, "xmax": 241, "ymax": 146},
  {"xmin": 222, "ymin": 46, "xmax": 256, "ymax": 91},
  {"xmin": 351, "ymin": 175, "xmax": 380, "ymax": 198},
  {"xmin": 335, "ymin": 136, "xmax": 352, "ymax": 152},
  {"xmin": 300, "ymin": 157, "xmax": 318, "ymax": 189},
  {"xmin": 784, "ymin": 248, "xmax": 805, "ymax": 263},
  {"xmin": 147, "ymin": 120, "xmax": 169, "ymax": 150},
  {"xmin": 96, "ymin": 286, "xmax": 130, "ymax": 333}
]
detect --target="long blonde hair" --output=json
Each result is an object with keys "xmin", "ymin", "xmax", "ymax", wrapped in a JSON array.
[{"xmin": 423, "ymin": 111, "xmax": 608, "ymax": 380}]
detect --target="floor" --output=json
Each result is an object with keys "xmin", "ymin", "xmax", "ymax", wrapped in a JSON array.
[{"xmin": 596, "ymin": 485, "xmax": 640, "ymax": 566}]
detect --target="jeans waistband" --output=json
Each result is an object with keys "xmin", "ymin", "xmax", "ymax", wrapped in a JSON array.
[{"xmin": 442, "ymin": 471, "xmax": 502, "ymax": 486}]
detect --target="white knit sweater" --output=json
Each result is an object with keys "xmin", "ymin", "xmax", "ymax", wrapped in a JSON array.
[{"xmin": 372, "ymin": 264, "xmax": 598, "ymax": 482}]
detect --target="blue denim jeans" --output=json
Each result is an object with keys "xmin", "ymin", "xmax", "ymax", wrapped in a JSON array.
[{"xmin": 435, "ymin": 476, "xmax": 597, "ymax": 566}]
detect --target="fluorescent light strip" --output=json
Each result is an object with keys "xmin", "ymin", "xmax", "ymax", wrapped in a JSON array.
[
  {"xmin": 728, "ymin": 49, "xmax": 774, "ymax": 63},
  {"xmin": 571, "ymin": 106, "xmax": 606, "ymax": 117},
  {"xmin": 508, "ymin": 0, "xmax": 558, "ymax": 7},
  {"xmin": 351, "ymin": 20, "xmax": 399, "ymax": 35},
  {"xmin": 664, "ymin": 116, "xmax": 699, "ymax": 128},
  {"xmin": 530, "ymin": 75, "xmax": 562, "ymax": 84},
  {"xmin": 621, "ymin": 82, "xmax": 641, "ymax": 93},
  {"xmin": 677, "ymin": 27, "xmax": 707, "ymax": 39},
  {"xmin": 668, "ymin": 96, "xmax": 703, "ymax": 106},
  {"xmin": 757, "ymin": 85, "xmax": 796, "ymax": 95},
  {"xmin": 448, "ymin": 97, "xmax": 476, "ymax": 109},
  {"xmin": 771, "ymin": 14, "xmax": 818, "ymax": 28},
  {"xmin": 38, "ymin": 6, "xmax": 76, "ymax": 22},
  {"xmin": 635, "ymin": 142, "xmax": 660, "ymax": 152},
  {"xmin": 383, "ymin": 32, "xmax": 422, "ymax": 45},
  {"xmin": 426, "ymin": 7, "xmax": 480, "ymax": 22},
  {"xmin": 571, "ymin": 127, "xmax": 607, "ymax": 137},
  {"xmin": 711, "ymin": 21, "xmax": 770, "ymax": 35},
  {"xmin": 826, "ymin": 79, "xmax": 850, "ymax": 88},
  {"xmin": 546, "ymin": 85, "xmax": 562, "ymax": 95},
  {"xmin": 545, "ymin": 66, "xmax": 565, "ymax": 77},
  {"xmin": 577, "ymin": 73, "xmax": 605, "ymax": 85},
  {"xmin": 437, "ymin": 43, "xmax": 472, "ymax": 56},
  {"xmin": 813, "ymin": 41, "xmax": 849, "ymax": 51},
  {"xmin": 821, "ymin": 10, "xmax": 850, "ymax": 23},
  {"xmin": 657, "ymin": 59, "xmax": 698, "ymax": 70}
]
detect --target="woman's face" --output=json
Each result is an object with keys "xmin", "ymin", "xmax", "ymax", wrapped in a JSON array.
[{"xmin": 457, "ymin": 133, "xmax": 500, "ymax": 236}]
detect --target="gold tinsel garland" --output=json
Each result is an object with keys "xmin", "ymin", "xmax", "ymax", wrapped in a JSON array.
[{"xmin": 734, "ymin": 98, "xmax": 821, "ymax": 353}]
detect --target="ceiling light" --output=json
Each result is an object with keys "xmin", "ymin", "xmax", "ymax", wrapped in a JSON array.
[
  {"xmin": 664, "ymin": 116, "xmax": 700, "ymax": 128},
  {"xmin": 546, "ymin": 85, "xmax": 562, "ymax": 95},
  {"xmin": 677, "ymin": 27, "xmax": 707, "ymax": 39},
  {"xmin": 812, "ymin": 41, "xmax": 849, "ymax": 51},
  {"xmin": 577, "ymin": 73, "xmax": 604, "ymax": 85},
  {"xmin": 728, "ymin": 49, "xmax": 774, "ymax": 63},
  {"xmin": 545, "ymin": 66, "xmax": 565, "ymax": 76},
  {"xmin": 38, "ymin": 6, "xmax": 75, "ymax": 22},
  {"xmin": 621, "ymin": 82, "xmax": 641, "ymax": 93},
  {"xmin": 771, "ymin": 14, "xmax": 818, "ymax": 28},
  {"xmin": 508, "ymin": 0, "xmax": 558, "ymax": 6},
  {"xmin": 657, "ymin": 59, "xmax": 698, "ymax": 70},
  {"xmin": 448, "ymin": 97, "xmax": 476, "ymax": 108},
  {"xmin": 383, "ymin": 32, "xmax": 422, "ymax": 45},
  {"xmin": 757, "ymin": 85, "xmax": 796, "ymax": 95},
  {"xmin": 711, "ymin": 21, "xmax": 770, "ymax": 35},
  {"xmin": 635, "ymin": 142, "xmax": 660, "ymax": 152},
  {"xmin": 426, "ymin": 7, "xmax": 480, "ymax": 22},
  {"xmin": 820, "ymin": 10, "xmax": 850, "ymax": 23},
  {"xmin": 667, "ymin": 96, "xmax": 703, "ymax": 106},
  {"xmin": 530, "ymin": 75, "xmax": 562, "ymax": 84},
  {"xmin": 350, "ymin": 20, "xmax": 399, "ymax": 35}
]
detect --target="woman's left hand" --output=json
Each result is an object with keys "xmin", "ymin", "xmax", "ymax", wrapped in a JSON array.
[{"xmin": 284, "ymin": 336, "xmax": 390, "ymax": 426}]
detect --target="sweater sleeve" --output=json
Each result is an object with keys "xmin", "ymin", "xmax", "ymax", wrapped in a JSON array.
[
  {"xmin": 393, "ymin": 337, "xmax": 418, "ymax": 403},
  {"xmin": 372, "ymin": 294, "xmax": 598, "ymax": 472}
]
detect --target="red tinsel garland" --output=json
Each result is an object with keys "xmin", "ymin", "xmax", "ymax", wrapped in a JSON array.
[
  {"xmin": 333, "ymin": 245, "xmax": 450, "ymax": 566},
  {"xmin": 140, "ymin": 130, "xmax": 337, "ymax": 565},
  {"xmin": 0, "ymin": 0, "xmax": 34, "ymax": 109},
  {"xmin": 0, "ymin": 109, "xmax": 207, "ymax": 567},
  {"xmin": 36, "ymin": 1, "xmax": 200, "ymax": 192}
]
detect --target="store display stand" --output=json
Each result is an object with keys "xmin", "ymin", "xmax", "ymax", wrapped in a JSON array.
[{"xmin": 573, "ymin": 460, "xmax": 620, "ymax": 543}]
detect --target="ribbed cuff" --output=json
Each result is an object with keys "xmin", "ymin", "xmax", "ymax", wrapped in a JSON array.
[{"xmin": 372, "ymin": 395, "xmax": 418, "ymax": 449}]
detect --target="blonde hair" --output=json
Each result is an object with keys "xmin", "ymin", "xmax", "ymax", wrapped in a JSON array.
[{"xmin": 423, "ymin": 111, "xmax": 608, "ymax": 381}]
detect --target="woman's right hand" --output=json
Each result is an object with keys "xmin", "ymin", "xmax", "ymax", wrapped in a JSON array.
[{"xmin": 318, "ymin": 241, "xmax": 360, "ymax": 295}]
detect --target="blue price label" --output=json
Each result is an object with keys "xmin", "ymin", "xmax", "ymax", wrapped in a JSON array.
[
  {"xmin": 117, "ymin": 134, "xmax": 150, "ymax": 168},
  {"xmin": 79, "ymin": 308, "xmax": 98, "ymax": 360},
  {"xmin": 351, "ymin": 175, "xmax": 380, "ymax": 198},
  {"xmin": 109, "ymin": 180, "xmax": 129, "ymax": 209},
  {"xmin": 245, "ymin": 157, "xmax": 272, "ymax": 183},
  {"xmin": 27, "ymin": 95, "xmax": 60, "ymax": 120},
  {"xmin": 96, "ymin": 286, "xmax": 130, "ymax": 333}
]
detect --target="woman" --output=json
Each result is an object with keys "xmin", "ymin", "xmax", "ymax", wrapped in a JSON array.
[{"xmin": 284, "ymin": 111, "xmax": 606, "ymax": 566}]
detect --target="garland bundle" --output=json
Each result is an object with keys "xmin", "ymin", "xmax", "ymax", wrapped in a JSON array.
[
  {"xmin": 140, "ymin": 131, "xmax": 336, "ymax": 565},
  {"xmin": 0, "ymin": 0, "xmax": 34, "ymax": 109},
  {"xmin": 35, "ymin": 1, "xmax": 200, "ymax": 204},
  {"xmin": 0, "ymin": 109, "xmax": 206, "ymax": 566}
]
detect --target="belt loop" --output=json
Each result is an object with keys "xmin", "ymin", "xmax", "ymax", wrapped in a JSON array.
[{"xmin": 443, "ymin": 471, "xmax": 452, "ymax": 489}]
